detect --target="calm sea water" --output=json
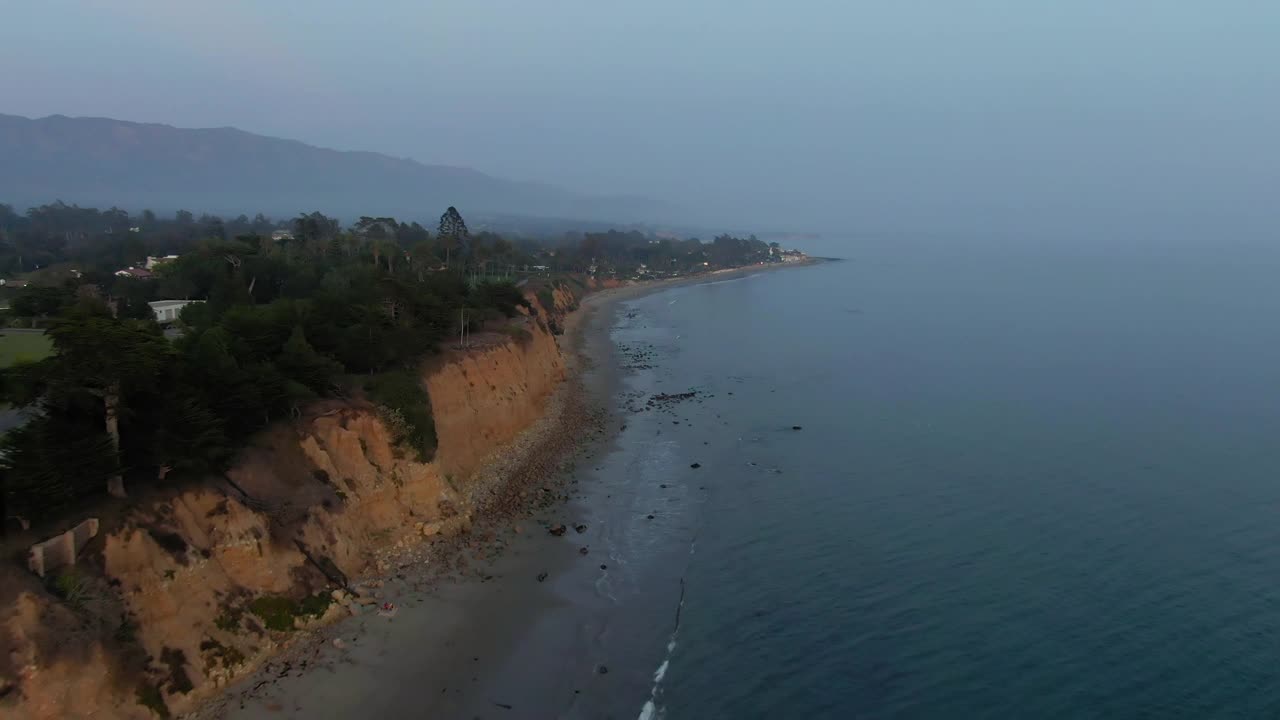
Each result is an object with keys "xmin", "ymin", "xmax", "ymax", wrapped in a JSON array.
[{"xmin": 598, "ymin": 236, "xmax": 1280, "ymax": 719}]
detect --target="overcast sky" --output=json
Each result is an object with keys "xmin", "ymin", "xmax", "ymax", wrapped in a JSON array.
[{"xmin": 3, "ymin": 1, "xmax": 1277, "ymax": 236}]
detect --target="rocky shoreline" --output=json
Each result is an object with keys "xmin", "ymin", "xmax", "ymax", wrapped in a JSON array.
[{"xmin": 196, "ymin": 260, "xmax": 819, "ymax": 718}]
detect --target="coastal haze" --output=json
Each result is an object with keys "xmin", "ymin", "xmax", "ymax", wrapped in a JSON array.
[
  {"xmin": 4, "ymin": 2, "xmax": 1280, "ymax": 720},
  {"xmin": 4, "ymin": 2, "xmax": 1277, "ymax": 235}
]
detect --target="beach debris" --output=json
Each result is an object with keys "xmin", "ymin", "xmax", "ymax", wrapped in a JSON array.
[
  {"xmin": 690, "ymin": 463, "xmax": 701, "ymax": 469},
  {"xmin": 493, "ymin": 702, "xmax": 514, "ymax": 710},
  {"xmin": 574, "ymin": 523, "xmax": 588, "ymax": 533},
  {"xmin": 332, "ymin": 638, "xmax": 346, "ymax": 650},
  {"xmin": 548, "ymin": 524, "xmax": 568, "ymax": 536},
  {"xmin": 579, "ymin": 547, "xmax": 590, "ymax": 555},
  {"xmin": 537, "ymin": 572, "xmax": 548, "ymax": 582},
  {"xmin": 377, "ymin": 602, "xmax": 398, "ymax": 618}
]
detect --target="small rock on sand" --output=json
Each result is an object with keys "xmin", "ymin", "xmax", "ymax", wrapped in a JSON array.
[
  {"xmin": 548, "ymin": 524, "xmax": 568, "ymax": 536},
  {"xmin": 332, "ymin": 638, "xmax": 346, "ymax": 650},
  {"xmin": 579, "ymin": 547, "xmax": 589, "ymax": 555},
  {"xmin": 537, "ymin": 572, "xmax": 548, "ymax": 582},
  {"xmin": 574, "ymin": 523, "xmax": 588, "ymax": 533}
]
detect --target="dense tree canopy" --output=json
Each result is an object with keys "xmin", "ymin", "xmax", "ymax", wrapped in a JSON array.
[{"xmin": 0, "ymin": 200, "xmax": 779, "ymax": 525}]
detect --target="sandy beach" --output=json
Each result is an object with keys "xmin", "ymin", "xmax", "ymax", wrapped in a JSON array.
[{"xmin": 197, "ymin": 261, "xmax": 817, "ymax": 720}]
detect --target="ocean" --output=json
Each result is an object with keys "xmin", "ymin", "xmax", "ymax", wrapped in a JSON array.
[{"xmin": 589, "ymin": 236, "xmax": 1280, "ymax": 719}]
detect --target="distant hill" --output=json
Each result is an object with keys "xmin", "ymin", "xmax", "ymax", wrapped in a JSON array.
[{"xmin": 0, "ymin": 113, "xmax": 670, "ymax": 223}]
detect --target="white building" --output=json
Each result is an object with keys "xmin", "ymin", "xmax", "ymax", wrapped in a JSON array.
[
  {"xmin": 145, "ymin": 255, "xmax": 179, "ymax": 270},
  {"xmin": 148, "ymin": 299, "xmax": 203, "ymax": 324}
]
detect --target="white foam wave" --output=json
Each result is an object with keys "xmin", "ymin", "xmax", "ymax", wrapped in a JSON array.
[{"xmin": 636, "ymin": 636, "xmax": 680, "ymax": 719}]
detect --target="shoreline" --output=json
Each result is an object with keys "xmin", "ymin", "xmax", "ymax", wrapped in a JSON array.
[{"xmin": 201, "ymin": 258, "xmax": 821, "ymax": 719}]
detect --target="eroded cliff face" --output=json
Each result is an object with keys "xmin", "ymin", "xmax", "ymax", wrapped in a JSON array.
[
  {"xmin": 428, "ymin": 316, "xmax": 564, "ymax": 486},
  {"xmin": 1, "ymin": 293, "xmax": 573, "ymax": 719}
]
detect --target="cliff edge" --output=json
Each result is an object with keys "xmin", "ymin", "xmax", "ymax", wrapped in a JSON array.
[{"xmin": 1, "ymin": 290, "xmax": 576, "ymax": 719}]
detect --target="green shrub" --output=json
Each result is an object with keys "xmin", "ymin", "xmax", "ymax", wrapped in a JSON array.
[
  {"xmin": 469, "ymin": 281, "xmax": 531, "ymax": 317},
  {"xmin": 365, "ymin": 369, "xmax": 436, "ymax": 461},
  {"xmin": 248, "ymin": 592, "xmax": 333, "ymax": 632},
  {"xmin": 298, "ymin": 592, "xmax": 332, "ymax": 618},
  {"xmin": 536, "ymin": 287, "xmax": 555, "ymax": 312},
  {"xmin": 248, "ymin": 595, "xmax": 298, "ymax": 632},
  {"xmin": 48, "ymin": 569, "xmax": 95, "ymax": 612}
]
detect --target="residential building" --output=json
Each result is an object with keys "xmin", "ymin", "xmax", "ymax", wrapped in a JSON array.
[
  {"xmin": 147, "ymin": 299, "xmax": 203, "ymax": 324},
  {"xmin": 114, "ymin": 267, "xmax": 155, "ymax": 279}
]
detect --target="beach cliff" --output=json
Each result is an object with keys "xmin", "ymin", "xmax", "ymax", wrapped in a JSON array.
[{"xmin": 0, "ymin": 286, "xmax": 582, "ymax": 720}]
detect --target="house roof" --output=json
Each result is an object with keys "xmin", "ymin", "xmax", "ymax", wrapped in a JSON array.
[
  {"xmin": 148, "ymin": 300, "xmax": 202, "ymax": 310},
  {"xmin": 116, "ymin": 267, "xmax": 155, "ymax": 278}
]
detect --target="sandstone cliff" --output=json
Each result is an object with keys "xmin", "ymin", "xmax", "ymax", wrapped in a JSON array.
[{"xmin": 1, "ymin": 293, "xmax": 574, "ymax": 719}]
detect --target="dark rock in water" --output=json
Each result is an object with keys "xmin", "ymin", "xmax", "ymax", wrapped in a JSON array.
[
  {"xmin": 536, "ymin": 572, "xmax": 548, "ymax": 582},
  {"xmin": 792, "ymin": 425, "xmax": 803, "ymax": 430},
  {"xmin": 600, "ymin": 564, "xmax": 608, "ymax": 570},
  {"xmin": 579, "ymin": 547, "xmax": 590, "ymax": 555},
  {"xmin": 660, "ymin": 484, "xmax": 668, "ymax": 488},
  {"xmin": 646, "ymin": 514, "xmax": 655, "ymax": 520},
  {"xmin": 690, "ymin": 463, "xmax": 701, "ymax": 469},
  {"xmin": 597, "ymin": 665, "xmax": 609, "ymax": 675},
  {"xmin": 574, "ymin": 523, "xmax": 588, "ymax": 533},
  {"xmin": 548, "ymin": 524, "xmax": 567, "ymax": 536}
]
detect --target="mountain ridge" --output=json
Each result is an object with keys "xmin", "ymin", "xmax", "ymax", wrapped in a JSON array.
[{"xmin": 0, "ymin": 113, "xmax": 671, "ymax": 223}]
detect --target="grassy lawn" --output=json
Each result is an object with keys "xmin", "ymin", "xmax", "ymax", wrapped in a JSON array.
[{"xmin": 0, "ymin": 331, "xmax": 53, "ymax": 368}]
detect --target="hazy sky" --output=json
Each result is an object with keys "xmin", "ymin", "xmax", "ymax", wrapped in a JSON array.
[{"xmin": 3, "ymin": 1, "xmax": 1277, "ymax": 235}]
